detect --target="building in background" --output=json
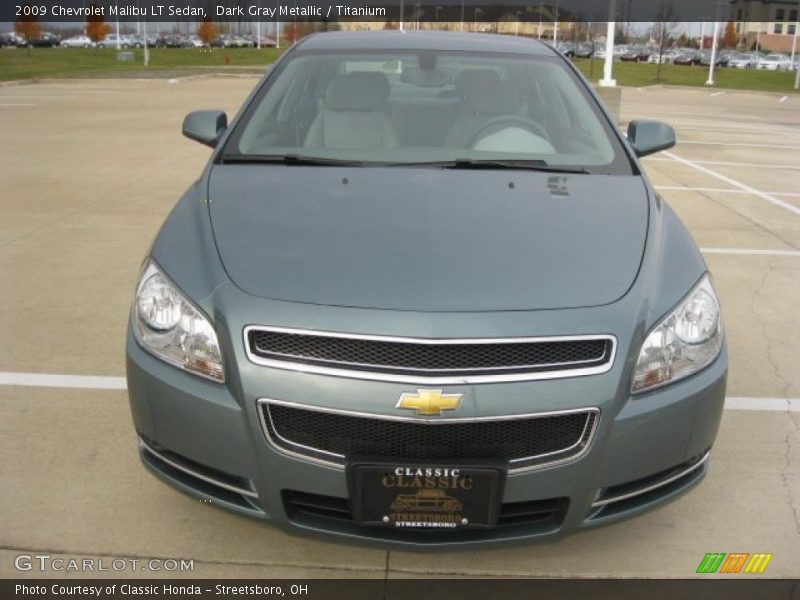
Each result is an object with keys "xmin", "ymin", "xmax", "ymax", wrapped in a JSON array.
[{"xmin": 730, "ymin": 0, "xmax": 799, "ymax": 51}]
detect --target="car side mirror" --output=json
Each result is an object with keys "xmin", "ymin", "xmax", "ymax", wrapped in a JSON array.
[
  {"xmin": 182, "ymin": 110, "xmax": 227, "ymax": 147},
  {"xmin": 627, "ymin": 120, "xmax": 675, "ymax": 157}
]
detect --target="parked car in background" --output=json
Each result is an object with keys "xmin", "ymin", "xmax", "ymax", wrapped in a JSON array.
[
  {"xmin": 757, "ymin": 53, "xmax": 792, "ymax": 71},
  {"xmin": 159, "ymin": 34, "xmax": 189, "ymax": 48},
  {"xmin": 621, "ymin": 46, "xmax": 650, "ymax": 62},
  {"xmin": 648, "ymin": 50, "xmax": 678, "ymax": 64},
  {"xmin": 1, "ymin": 32, "xmax": 28, "ymax": 47},
  {"xmin": 28, "ymin": 32, "xmax": 61, "ymax": 47},
  {"xmin": 233, "ymin": 35, "xmax": 256, "ymax": 48},
  {"xmin": 574, "ymin": 43, "xmax": 594, "ymax": 58},
  {"xmin": 186, "ymin": 35, "xmax": 206, "ymax": 48},
  {"xmin": 699, "ymin": 50, "xmax": 726, "ymax": 67},
  {"xmin": 129, "ymin": 34, "xmax": 158, "ymax": 47},
  {"xmin": 243, "ymin": 35, "xmax": 277, "ymax": 48},
  {"xmin": 673, "ymin": 50, "xmax": 701, "ymax": 65},
  {"xmin": 60, "ymin": 35, "xmax": 95, "ymax": 48},
  {"xmin": 211, "ymin": 34, "xmax": 252, "ymax": 48},
  {"xmin": 718, "ymin": 50, "xmax": 734, "ymax": 66},
  {"xmin": 555, "ymin": 41, "xmax": 576, "ymax": 57},
  {"xmin": 97, "ymin": 34, "xmax": 133, "ymax": 49},
  {"xmin": 728, "ymin": 53, "xmax": 756, "ymax": 69}
]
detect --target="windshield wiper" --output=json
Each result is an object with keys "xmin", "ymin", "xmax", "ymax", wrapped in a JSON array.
[
  {"xmin": 222, "ymin": 153, "xmax": 365, "ymax": 167},
  {"xmin": 442, "ymin": 159, "xmax": 591, "ymax": 174}
]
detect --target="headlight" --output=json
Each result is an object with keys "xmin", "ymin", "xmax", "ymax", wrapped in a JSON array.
[
  {"xmin": 631, "ymin": 274, "xmax": 722, "ymax": 394},
  {"xmin": 132, "ymin": 262, "xmax": 224, "ymax": 382}
]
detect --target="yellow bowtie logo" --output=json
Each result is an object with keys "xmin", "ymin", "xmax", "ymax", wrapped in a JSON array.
[{"xmin": 396, "ymin": 389, "xmax": 463, "ymax": 416}]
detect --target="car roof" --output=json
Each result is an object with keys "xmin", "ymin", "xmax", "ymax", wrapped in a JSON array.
[{"xmin": 297, "ymin": 30, "xmax": 556, "ymax": 56}]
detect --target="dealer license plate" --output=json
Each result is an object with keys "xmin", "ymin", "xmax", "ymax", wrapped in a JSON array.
[{"xmin": 348, "ymin": 463, "xmax": 503, "ymax": 529}]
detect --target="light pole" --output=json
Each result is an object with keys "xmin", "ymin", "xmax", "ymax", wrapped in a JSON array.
[
  {"xmin": 515, "ymin": 12, "xmax": 521, "ymax": 37},
  {"xmin": 538, "ymin": 2, "xmax": 542, "ymax": 39},
  {"xmin": 554, "ymin": 0, "xmax": 560, "ymax": 44},
  {"xmin": 474, "ymin": 8, "xmax": 483, "ymax": 32},
  {"xmin": 276, "ymin": 21, "xmax": 280, "ymax": 49},
  {"xmin": 705, "ymin": 1, "xmax": 722, "ymax": 85},
  {"xmin": 600, "ymin": 0, "xmax": 617, "ymax": 86},
  {"xmin": 115, "ymin": 1, "xmax": 120, "ymax": 50},
  {"xmin": 400, "ymin": 0, "xmax": 404, "ymax": 31},
  {"xmin": 790, "ymin": 8, "xmax": 798, "ymax": 65},
  {"xmin": 460, "ymin": 0, "xmax": 465, "ymax": 32},
  {"xmin": 795, "ymin": 0, "xmax": 800, "ymax": 89},
  {"xmin": 256, "ymin": 0, "xmax": 261, "ymax": 48},
  {"xmin": 143, "ymin": 18, "xmax": 149, "ymax": 67}
]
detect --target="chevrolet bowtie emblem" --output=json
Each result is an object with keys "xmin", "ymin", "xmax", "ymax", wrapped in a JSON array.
[{"xmin": 396, "ymin": 389, "xmax": 463, "ymax": 416}]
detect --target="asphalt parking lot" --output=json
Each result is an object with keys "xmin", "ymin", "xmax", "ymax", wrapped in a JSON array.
[{"xmin": 0, "ymin": 77, "xmax": 798, "ymax": 579}]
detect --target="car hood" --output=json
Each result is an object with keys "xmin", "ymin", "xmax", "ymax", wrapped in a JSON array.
[{"xmin": 207, "ymin": 165, "xmax": 649, "ymax": 312}]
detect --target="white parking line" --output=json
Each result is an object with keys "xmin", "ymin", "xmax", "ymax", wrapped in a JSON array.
[
  {"xmin": 666, "ymin": 125, "xmax": 800, "ymax": 136},
  {"xmin": 678, "ymin": 141, "xmax": 800, "ymax": 150},
  {"xmin": 0, "ymin": 95, "xmax": 79, "ymax": 100},
  {"xmin": 626, "ymin": 111, "xmax": 765, "ymax": 121},
  {"xmin": 780, "ymin": 96, "xmax": 788, "ymax": 102},
  {"xmin": 701, "ymin": 247, "xmax": 800, "ymax": 257},
  {"xmin": 645, "ymin": 157, "xmax": 800, "ymax": 171},
  {"xmin": 655, "ymin": 186, "xmax": 800, "ymax": 198},
  {"xmin": 709, "ymin": 91, "xmax": 727, "ymax": 97},
  {"xmin": 0, "ymin": 371, "xmax": 798, "ymax": 412},
  {"xmin": 660, "ymin": 151, "xmax": 800, "ymax": 217},
  {"xmin": 725, "ymin": 397, "xmax": 800, "ymax": 412},
  {"xmin": 0, "ymin": 372, "xmax": 126, "ymax": 390}
]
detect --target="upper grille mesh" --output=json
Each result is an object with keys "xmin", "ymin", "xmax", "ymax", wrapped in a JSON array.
[{"xmin": 247, "ymin": 329, "xmax": 611, "ymax": 378}]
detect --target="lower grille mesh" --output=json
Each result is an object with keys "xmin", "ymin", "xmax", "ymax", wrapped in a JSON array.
[
  {"xmin": 262, "ymin": 402, "xmax": 597, "ymax": 470},
  {"xmin": 282, "ymin": 490, "xmax": 569, "ymax": 539}
]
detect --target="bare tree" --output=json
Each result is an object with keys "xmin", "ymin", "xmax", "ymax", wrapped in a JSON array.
[{"xmin": 651, "ymin": 1, "xmax": 680, "ymax": 81}]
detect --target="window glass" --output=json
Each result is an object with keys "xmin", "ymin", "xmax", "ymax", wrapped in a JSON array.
[{"xmin": 227, "ymin": 50, "xmax": 630, "ymax": 173}]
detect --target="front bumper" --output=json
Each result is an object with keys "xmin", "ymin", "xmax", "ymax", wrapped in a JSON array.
[{"xmin": 126, "ymin": 329, "xmax": 726, "ymax": 548}]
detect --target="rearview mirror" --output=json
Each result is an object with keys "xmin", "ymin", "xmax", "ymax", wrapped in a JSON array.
[
  {"xmin": 182, "ymin": 110, "xmax": 227, "ymax": 147},
  {"xmin": 627, "ymin": 120, "xmax": 675, "ymax": 157}
]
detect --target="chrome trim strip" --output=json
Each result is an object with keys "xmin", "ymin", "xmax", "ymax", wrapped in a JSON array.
[
  {"xmin": 591, "ymin": 452, "xmax": 710, "ymax": 508},
  {"xmin": 139, "ymin": 438, "xmax": 259, "ymax": 499},
  {"xmin": 243, "ymin": 325, "xmax": 617, "ymax": 384},
  {"xmin": 253, "ymin": 349, "xmax": 607, "ymax": 374},
  {"xmin": 509, "ymin": 411, "xmax": 594, "ymax": 465},
  {"xmin": 257, "ymin": 398, "xmax": 600, "ymax": 474}
]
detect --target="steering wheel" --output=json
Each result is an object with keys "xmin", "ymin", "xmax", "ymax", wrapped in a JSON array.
[{"xmin": 469, "ymin": 116, "xmax": 550, "ymax": 149}]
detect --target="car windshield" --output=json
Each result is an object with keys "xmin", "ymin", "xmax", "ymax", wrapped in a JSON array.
[{"xmin": 224, "ymin": 49, "xmax": 630, "ymax": 173}]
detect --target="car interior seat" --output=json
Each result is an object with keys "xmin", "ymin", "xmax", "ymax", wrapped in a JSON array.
[{"xmin": 304, "ymin": 72, "xmax": 399, "ymax": 149}]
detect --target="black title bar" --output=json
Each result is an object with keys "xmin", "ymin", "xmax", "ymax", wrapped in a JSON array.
[
  {"xmin": 6, "ymin": 0, "xmax": 774, "ymax": 24},
  {"xmin": 4, "ymin": 579, "xmax": 800, "ymax": 600}
]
